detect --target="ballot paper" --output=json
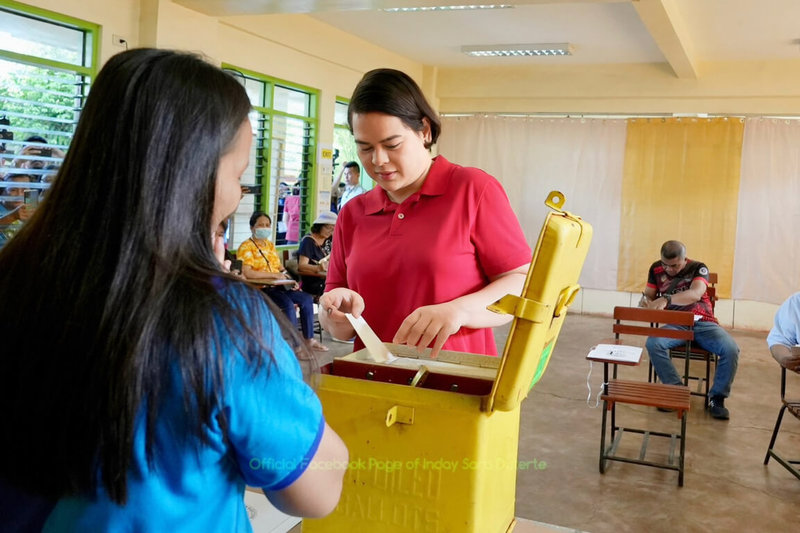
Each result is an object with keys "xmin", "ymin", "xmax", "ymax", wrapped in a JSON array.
[
  {"xmin": 586, "ymin": 344, "xmax": 643, "ymax": 364},
  {"xmin": 345, "ymin": 313, "xmax": 397, "ymax": 363}
]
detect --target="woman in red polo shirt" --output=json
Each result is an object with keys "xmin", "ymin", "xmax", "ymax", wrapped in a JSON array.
[{"xmin": 320, "ymin": 68, "xmax": 531, "ymax": 357}]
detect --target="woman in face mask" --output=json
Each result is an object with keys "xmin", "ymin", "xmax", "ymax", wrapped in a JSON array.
[{"xmin": 238, "ymin": 211, "xmax": 329, "ymax": 351}]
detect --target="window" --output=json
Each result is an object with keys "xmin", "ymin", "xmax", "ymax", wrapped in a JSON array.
[
  {"xmin": 223, "ymin": 65, "xmax": 318, "ymax": 250},
  {"xmin": 0, "ymin": 2, "xmax": 98, "ymax": 247},
  {"xmin": 333, "ymin": 99, "xmax": 358, "ymax": 172},
  {"xmin": 331, "ymin": 98, "xmax": 367, "ymax": 212}
]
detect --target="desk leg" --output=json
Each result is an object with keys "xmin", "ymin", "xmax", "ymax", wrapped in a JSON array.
[
  {"xmin": 599, "ymin": 399, "xmax": 608, "ymax": 474},
  {"xmin": 678, "ymin": 412, "xmax": 687, "ymax": 487}
]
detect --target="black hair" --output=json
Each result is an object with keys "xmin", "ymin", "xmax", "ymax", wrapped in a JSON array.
[
  {"xmin": 0, "ymin": 49, "xmax": 302, "ymax": 504},
  {"xmin": 344, "ymin": 161, "xmax": 360, "ymax": 171},
  {"xmin": 348, "ymin": 68, "xmax": 441, "ymax": 149},
  {"xmin": 661, "ymin": 240, "xmax": 686, "ymax": 260},
  {"xmin": 310, "ymin": 223, "xmax": 326, "ymax": 234},
  {"xmin": 249, "ymin": 210, "xmax": 271, "ymax": 227},
  {"xmin": 23, "ymin": 135, "xmax": 48, "ymax": 143}
]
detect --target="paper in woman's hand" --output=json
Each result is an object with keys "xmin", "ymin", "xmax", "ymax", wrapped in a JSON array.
[{"xmin": 345, "ymin": 313, "xmax": 397, "ymax": 363}]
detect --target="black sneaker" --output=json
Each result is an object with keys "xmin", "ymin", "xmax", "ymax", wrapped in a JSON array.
[{"xmin": 708, "ymin": 395, "xmax": 729, "ymax": 420}]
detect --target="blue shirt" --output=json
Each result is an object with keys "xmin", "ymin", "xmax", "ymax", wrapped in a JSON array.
[
  {"xmin": 767, "ymin": 291, "xmax": 800, "ymax": 348},
  {"xmin": 5, "ymin": 284, "xmax": 324, "ymax": 532}
]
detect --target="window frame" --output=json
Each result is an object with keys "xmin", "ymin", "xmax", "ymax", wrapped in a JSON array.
[
  {"xmin": 0, "ymin": 0, "xmax": 98, "ymax": 247},
  {"xmin": 223, "ymin": 63, "xmax": 320, "ymax": 253},
  {"xmin": 0, "ymin": 0, "xmax": 100, "ymax": 76},
  {"xmin": 333, "ymin": 97, "xmax": 368, "ymax": 194}
]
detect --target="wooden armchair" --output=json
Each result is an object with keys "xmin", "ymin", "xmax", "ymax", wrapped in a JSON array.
[
  {"xmin": 599, "ymin": 306, "xmax": 693, "ymax": 486},
  {"xmin": 763, "ymin": 366, "xmax": 800, "ymax": 480}
]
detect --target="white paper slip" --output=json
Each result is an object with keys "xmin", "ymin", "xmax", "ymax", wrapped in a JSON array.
[
  {"xmin": 694, "ymin": 314, "xmax": 703, "ymax": 322},
  {"xmin": 345, "ymin": 313, "xmax": 397, "ymax": 363},
  {"xmin": 587, "ymin": 344, "xmax": 643, "ymax": 364}
]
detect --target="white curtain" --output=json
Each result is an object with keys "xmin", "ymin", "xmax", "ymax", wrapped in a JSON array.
[
  {"xmin": 733, "ymin": 118, "xmax": 800, "ymax": 304},
  {"xmin": 437, "ymin": 115, "xmax": 627, "ymax": 290}
]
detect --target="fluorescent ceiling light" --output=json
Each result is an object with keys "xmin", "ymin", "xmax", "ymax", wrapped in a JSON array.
[
  {"xmin": 383, "ymin": 5, "xmax": 513, "ymax": 13},
  {"xmin": 461, "ymin": 43, "xmax": 573, "ymax": 57}
]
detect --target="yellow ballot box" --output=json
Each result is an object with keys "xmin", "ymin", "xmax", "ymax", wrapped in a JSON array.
[{"xmin": 304, "ymin": 192, "xmax": 592, "ymax": 533}]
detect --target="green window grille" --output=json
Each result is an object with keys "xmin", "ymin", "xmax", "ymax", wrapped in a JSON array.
[
  {"xmin": 0, "ymin": 1, "xmax": 97, "ymax": 247},
  {"xmin": 223, "ymin": 66, "xmax": 318, "ymax": 251}
]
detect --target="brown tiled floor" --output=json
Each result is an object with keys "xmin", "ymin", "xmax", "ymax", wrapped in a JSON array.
[{"xmin": 313, "ymin": 313, "xmax": 800, "ymax": 532}]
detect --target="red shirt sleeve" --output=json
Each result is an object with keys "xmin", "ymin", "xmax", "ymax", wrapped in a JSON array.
[{"xmin": 471, "ymin": 176, "xmax": 532, "ymax": 278}]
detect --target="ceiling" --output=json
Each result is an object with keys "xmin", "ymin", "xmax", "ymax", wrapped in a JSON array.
[{"xmin": 175, "ymin": 0, "xmax": 800, "ymax": 78}]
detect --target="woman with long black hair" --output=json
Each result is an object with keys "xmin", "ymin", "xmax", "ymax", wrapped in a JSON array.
[{"xmin": 0, "ymin": 48, "xmax": 346, "ymax": 530}]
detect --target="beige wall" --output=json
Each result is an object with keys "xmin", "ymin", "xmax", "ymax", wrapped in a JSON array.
[{"xmin": 577, "ymin": 289, "xmax": 776, "ymax": 332}]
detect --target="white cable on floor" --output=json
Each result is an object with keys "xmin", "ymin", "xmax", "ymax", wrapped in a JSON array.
[{"xmin": 586, "ymin": 361, "xmax": 607, "ymax": 408}]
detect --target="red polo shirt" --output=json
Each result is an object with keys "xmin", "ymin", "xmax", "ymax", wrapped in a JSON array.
[{"xmin": 326, "ymin": 155, "xmax": 531, "ymax": 355}]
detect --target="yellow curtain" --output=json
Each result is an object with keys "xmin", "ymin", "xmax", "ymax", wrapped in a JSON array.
[{"xmin": 617, "ymin": 117, "xmax": 743, "ymax": 298}]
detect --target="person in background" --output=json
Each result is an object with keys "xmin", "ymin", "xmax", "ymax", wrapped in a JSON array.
[
  {"xmin": 297, "ymin": 211, "xmax": 336, "ymax": 299},
  {"xmin": 0, "ymin": 48, "xmax": 346, "ymax": 531},
  {"xmin": 640, "ymin": 240, "xmax": 739, "ymax": 419},
  {"xmin": 320, "ymin": 68, "xmax": 531, "ymax": 358},
  {"xmin": 283, "ymin": 185, "xmax": 301, "ymax": 244},
  {"xmin": 238, "ymin": 210, "xmax": 329, "ymax": 352},
  {"xmin": 14, "ymin": 136, "xmax": 66, "ymax": 181},
  {"xmin": 332, "ymin": 161, "xmax": 365, "ymax": 211},
  {"xmin": 0, "ymin": 172, "xmax": 34, "ymax": 224},
  {"xmin": 0, "ymin": 172, "xmax": 37, "ymax": 247},
  {"xmin": 766, "ymin": 291, "xmax": 800, "ymax": 373},
  {"xmin": 215, "ymin": 219, "xmax": 241, "ymax": 277}
]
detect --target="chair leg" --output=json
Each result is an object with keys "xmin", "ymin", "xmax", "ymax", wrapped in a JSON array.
[
  {"xmin": 764, "ymin": 405, "xmax": 787, "ymax": 465},
  {"xmin": 599, "ymin": 401, "xmax": 609, "ymax": 474},
  {"xmin": 682, "ymin": 351, "xmax": 690, "ymax": 387},
  {"xmin": 678, "ymin": 411, "xmax": 687, "ymax": 487}
]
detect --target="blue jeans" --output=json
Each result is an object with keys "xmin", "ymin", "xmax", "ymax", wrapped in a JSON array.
[
  {"xmin": 264, "ymin": 287, "xmax": 315, "ymax": 340},
  {"xmin": 645, "ymin": 321, "xmax": 739, "ymax": 398}
]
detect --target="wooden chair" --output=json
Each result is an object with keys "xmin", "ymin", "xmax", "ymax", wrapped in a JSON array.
[
  {"xmin": 763, "ymin": 366, "xmax": 800, "ymax": 480},
  {"xmin": 599, "ymin": 306, "xmax": 693, "ymax": 486},
  {"xmin": 650, "ymin": 273, "xmax": 719, "ymax": 400}
]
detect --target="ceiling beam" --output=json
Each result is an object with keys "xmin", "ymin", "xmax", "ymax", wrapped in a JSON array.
[{"xmin": 632, "ymin": 0, "xmax": 698, "ymax": 79}]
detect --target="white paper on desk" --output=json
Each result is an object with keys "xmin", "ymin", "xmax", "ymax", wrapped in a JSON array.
[
  {"xmin": 587, "ymin": 344, "xmax": 642, "ymax": 363},
  {"xmin": 345, "ymin": 313, "xmax": 397, "ymax": 363}
]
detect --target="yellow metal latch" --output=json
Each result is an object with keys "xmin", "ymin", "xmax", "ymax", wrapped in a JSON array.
[
  {"xmin": 487, "ymin": 294, "xmax": 551, "ymax": 323},
  {"xmin": 385, "ymin": 405, "xmax": 415, "ymax": 427}
]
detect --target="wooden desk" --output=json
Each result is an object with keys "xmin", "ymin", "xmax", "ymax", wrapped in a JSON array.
[
  {"xmin": 591, "ymin": 307, "xmax": 693, "ymax": 486},
  {"xmin": 586, "ymin": 341, "xmax": 643, "ymax": 384}
]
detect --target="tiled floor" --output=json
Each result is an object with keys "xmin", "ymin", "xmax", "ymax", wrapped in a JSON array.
[{"xmin": 312, "ymin": 313, "xmax": 800, "ymax": 533}]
